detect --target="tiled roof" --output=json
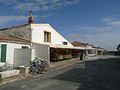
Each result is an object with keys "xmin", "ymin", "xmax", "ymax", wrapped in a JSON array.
[
  {"xmin": 71, "ymin": 41, "xmax": 88, "ymax": 47},
  {"xmin": 0, "ymin": 24, "xmax": 29, "ymax": 31},
  {"xmin": 0, "ymin": 35, "xmax": 31, "ymax": 44},
  {"xmin": 71, "ymin": 41, "xmax": 105, "ymax": 50}
]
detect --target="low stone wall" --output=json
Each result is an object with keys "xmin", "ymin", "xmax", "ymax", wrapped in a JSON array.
[
  {"xmin": 18, "ymin": 66, "xmax": 29, "ymax": 74},
  {"xmin": 0, "ymin": 63, "xmax": 5, "ymax": 67},
  {"xmin": 0, "ymin": 70, "xmax": 20, "ymax": 79}
]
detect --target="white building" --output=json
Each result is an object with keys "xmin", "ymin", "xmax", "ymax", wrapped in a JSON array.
[
  {"xmin": 0, "ymin": 11, "xmax": 95, "ymax": 66},
  {"xmin": 0, "ymin": 23, "xmax": 85, "ymax": 66},
  {"xmin": 31, "ymin": 24, "xmax": 73, "ymax": 47},
  {"xmin": 71, "ymin": 41, "xmax": 98, "ymax": 57},
  {"xmin": 0, "ymin": 24, "xmax": 75, "ymax": 47},
  {"xmin": 85, "ymin": 45, "xmax": 97, "ymax": 57},
  {"xmin": 0, "ymin": 35, "xmax": 31, "ymax": 67}
]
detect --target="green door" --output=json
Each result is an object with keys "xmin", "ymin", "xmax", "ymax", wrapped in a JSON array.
[{"xmin": 1, "ymin": 44, "xmax": 7, "ymax": 62}]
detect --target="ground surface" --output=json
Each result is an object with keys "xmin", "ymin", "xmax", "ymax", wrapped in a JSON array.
[{"xmin": 0, "ymin": 56, "xmax": 120, "ymax": 90}]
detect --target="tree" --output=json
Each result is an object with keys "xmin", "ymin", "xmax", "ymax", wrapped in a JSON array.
[
  {"xmin": 116, "ymin": 44, "xmax": 120, "ymax": 55},
  {"xmin": 117, "ymin": 44, "xmax": 120, "ymax": 51}
]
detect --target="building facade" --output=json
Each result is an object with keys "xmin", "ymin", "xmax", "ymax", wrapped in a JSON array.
[
  {"xmin": 0, "ymin": 35, "xmax": 31, "ymax": 66},
  {"xmin": 0, "ymin": 23, "xmax": 84, "ymax": 66}
]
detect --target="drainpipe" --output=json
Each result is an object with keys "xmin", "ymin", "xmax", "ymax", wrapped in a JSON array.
[
  {"xmin": 29, "ymin": 24, "xmax": 35, "ymax": 62},
  {"xmin": 29, "ymin": 24, "xmax": 33, "ymax": 48}
]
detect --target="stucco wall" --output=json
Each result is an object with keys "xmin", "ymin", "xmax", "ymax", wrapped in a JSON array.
[
  {"xmin": 31, "ymin": 24, "xmax": 73, "ymax": 46},
  {"xmin": 86, "ymin": 49, "xmax": 97, "ymax": 56},
  {"xmin": 85, "ymin": 45, "xmax": 97, "ymax": 56},
  {"xmin": 14, "ymin": 49, "xmax": 35, "ymax": 67},
  {"xmin": 32, "ymin": 43, "xmax": 50, "ymax": 65},
  {"xmin": 0, "ymin": 42, "xmax": 30, "ymax": 65}
]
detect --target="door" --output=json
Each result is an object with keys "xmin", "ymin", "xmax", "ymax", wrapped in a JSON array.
[{"xmin": 1, "ymin": 44, "xmax": 7, "ymax": 62}]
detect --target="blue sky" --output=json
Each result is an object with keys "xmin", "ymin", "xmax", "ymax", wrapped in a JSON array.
[{"xmin": 0, "ymin": 0, "xmax": 120, "ymax": 51}]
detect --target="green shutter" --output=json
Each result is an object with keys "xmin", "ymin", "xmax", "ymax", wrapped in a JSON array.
[{"xmin": 1, "ymin": 44, "xmax": 7, "ymax": 62}]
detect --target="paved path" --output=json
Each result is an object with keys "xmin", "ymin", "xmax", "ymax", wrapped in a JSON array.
[{"xmin": 0, "ymin": 56, "xmax": 120, "ymax": 90}]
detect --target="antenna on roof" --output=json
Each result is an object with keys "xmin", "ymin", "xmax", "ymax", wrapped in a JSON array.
[{"xmin": 28, "ymin": 10, "xmax": 34, "ymax": 24}]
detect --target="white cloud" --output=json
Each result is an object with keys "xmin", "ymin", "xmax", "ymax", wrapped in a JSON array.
[
  {"xmin": 0, "ymin": 16, "xmax": 27, "ymax": 24},
  {"xmin": 102, "ymin": 15, "xmax": 120, "ymax": 26},
  {"xmin": 41, "ymin": 14, "xmax": 55, "ymax": 18},
  {"xmin": 69, "ymin": 15, "xmax": 120, "ymax": 51},
  {"xmin": 70, "ymin": 31, "xmax": 120, "ymax": 51},
  {"xmin": 106, "ymin": 21, "xmax": 120, "ymax": 26},
  {"xmin": 0, "ymin": 13, "xmax": 54, "ymax": 26},
  {"xmin": 0, "ymin": 0, "xmax": 81, "ymax": 11}
]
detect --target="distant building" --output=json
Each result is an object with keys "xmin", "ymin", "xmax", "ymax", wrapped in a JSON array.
[{"xmin": 71, "ymin": 41, "xmax": 105, "ymax": 56}]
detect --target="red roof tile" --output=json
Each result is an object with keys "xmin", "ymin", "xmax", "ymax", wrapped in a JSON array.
[{"xmin": 0, "ymin": 35, "xmax": 31, "ymax": 44}]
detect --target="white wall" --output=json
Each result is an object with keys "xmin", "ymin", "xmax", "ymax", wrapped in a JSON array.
[
  {"xmin": 0, "ymin": 42, "xmax": 30, "ymax": 65},
  {"xmin": 14, "ymin": 49, "xmax": 35, "ymax": 67},
  {"xmin": 31, "ymin": 24, "xmax": 73, "ymax": 47},
  {"xmin": 86, "ymin": 49, "xmax": 97, "ymax": 57},
  {"xmin": 85, "ymin": 45, "xmax": 97, "ymax": 56},
  {"xmin": 32, "ymin": 43, "xmax": 50, "ymax": 65}
]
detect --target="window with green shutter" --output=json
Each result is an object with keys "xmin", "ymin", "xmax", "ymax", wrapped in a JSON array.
[{"xmin": 1, "ymin": 44, "xmax": 7, "ymax": 62}]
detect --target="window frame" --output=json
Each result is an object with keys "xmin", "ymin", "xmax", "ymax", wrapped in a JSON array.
[{"xmin": 44, "ymin": 31, "xmax": 51, "ymax": 42}]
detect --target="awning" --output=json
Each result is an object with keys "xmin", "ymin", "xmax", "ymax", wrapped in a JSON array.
[{"xmin": 49, "ymin": 44, "xmax": 85, "ymax": 50}]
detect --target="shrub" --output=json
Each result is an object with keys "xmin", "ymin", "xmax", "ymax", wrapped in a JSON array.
[{"xmin": 29, "ymin": 58, "xmax": 50, "ymax": 74}]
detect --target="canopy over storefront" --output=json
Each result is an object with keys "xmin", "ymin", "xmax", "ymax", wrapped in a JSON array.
[{"xmin": 49, "ymin": 44, "xmax": 85, "ymax": 50}]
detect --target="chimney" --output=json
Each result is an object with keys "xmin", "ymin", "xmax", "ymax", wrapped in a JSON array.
[{"xmin": 28, "ymin": 11, "xmax": 34, "ymax": 24}]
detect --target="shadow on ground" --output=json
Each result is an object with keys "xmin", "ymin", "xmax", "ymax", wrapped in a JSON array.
[{"xmin": 52, "ymin": 57, "xmax": 120, "ymax": 90}]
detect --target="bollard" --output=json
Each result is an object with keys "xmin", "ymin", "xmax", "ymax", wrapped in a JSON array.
[{"xmin": 80, "ymin": 54, "xmax": 84, "ymax": 61}]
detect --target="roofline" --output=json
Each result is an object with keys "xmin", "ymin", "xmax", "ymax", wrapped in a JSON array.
[
  {"xmin": 31, "ymin": 23, "xmax": 50, "ymax": 26},
  {"xmin": 0, "ymin": 35, "xmax": 31, "ymax": 45},
  {"xmin": 0, "ymin": 40, "xmax": 30, "ymax": 45},
  {"xmin": 32, "ymin": 42, "xmax": 49, "ymax": 47},
  {"xmin": 0, "ymin": 24, "xmax": 29, "ymax": 31}
]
